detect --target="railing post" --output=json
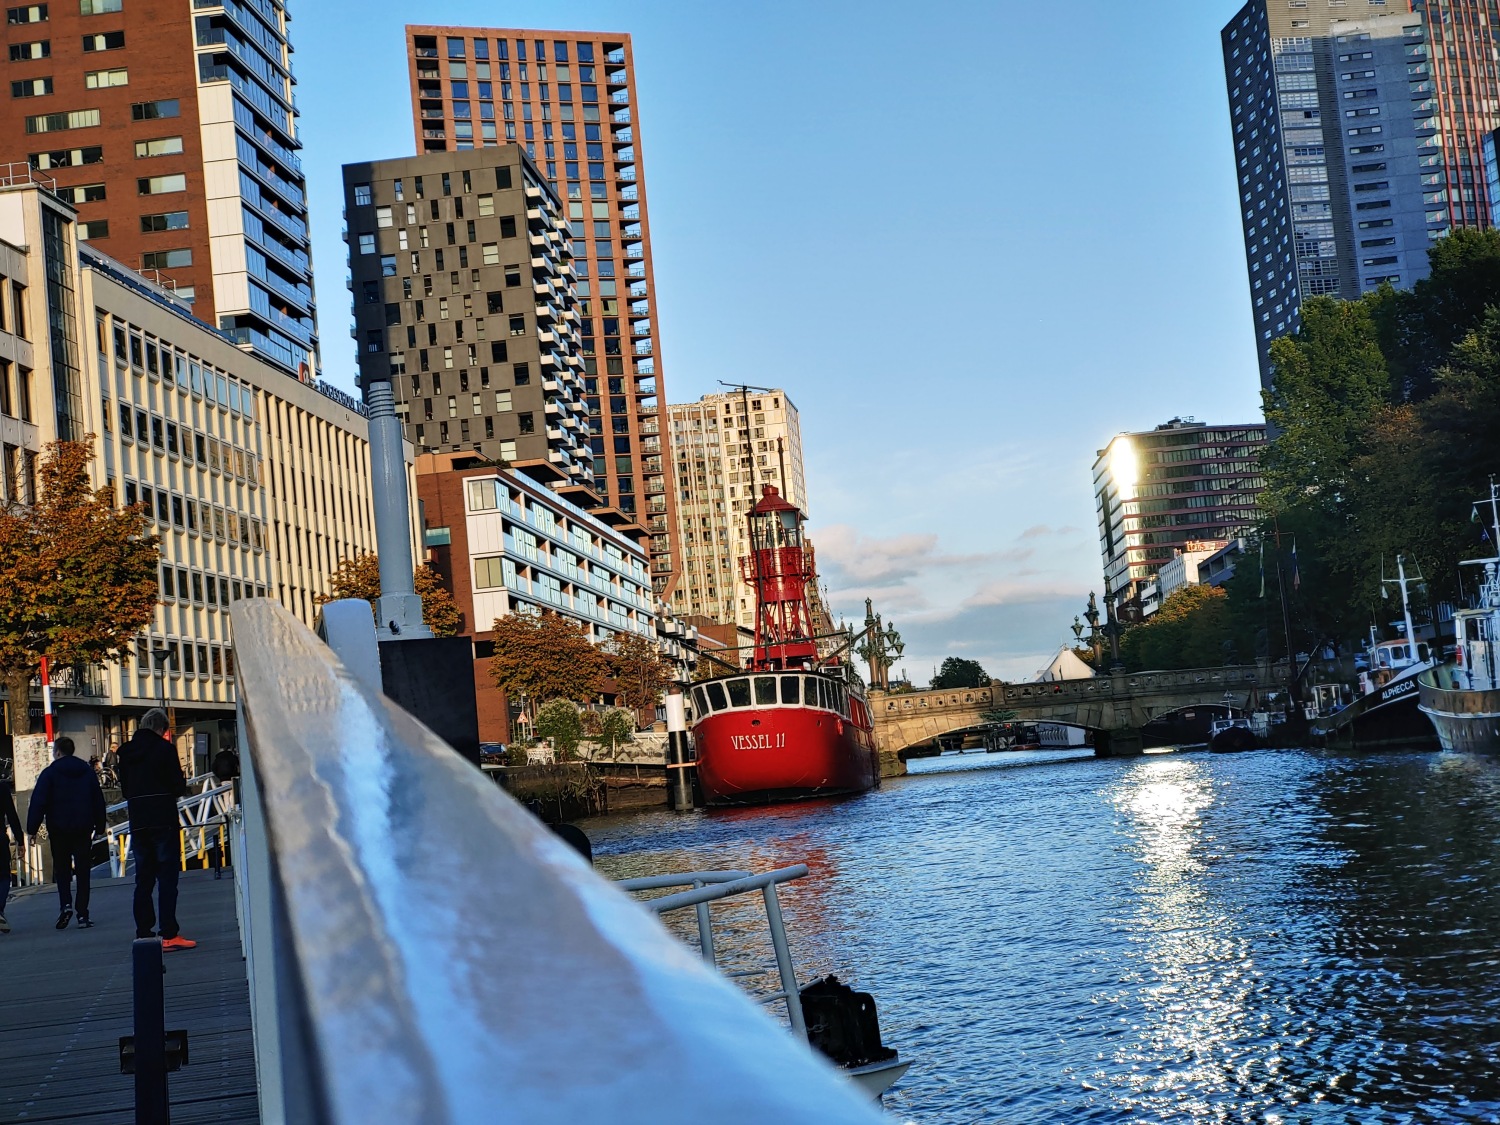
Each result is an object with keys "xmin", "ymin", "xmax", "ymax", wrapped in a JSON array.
[
  {"xmin": 762, "ymin": 884, "xmax": 807, "ymax": 1042},
  {"xmin": 132, "ymin": 938, "xmax": 169, "ymax": 1124}
]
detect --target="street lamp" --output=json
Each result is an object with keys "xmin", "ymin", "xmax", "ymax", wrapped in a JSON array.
[
  {"xmin": 1083, "ymin": 593, "xmax": 1103, "ymax": 666},
  {"xmin": 858, "ymin": 598, "xmax": 905, "ymax": 691},
  {"xmin": 1070, "ymin": 616, "xmax": 1084, "ymax": 647}
]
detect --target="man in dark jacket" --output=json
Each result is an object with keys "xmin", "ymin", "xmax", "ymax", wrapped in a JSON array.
[
  {"xmin": 26, "ymin": 736, "xmax": 107, "ymax": 929},
  {"xmin": 0, "ymin": 775, "xmax": 21, "ymax": 934},
  {"xmin": 118, "ymin": 710, "xmax": 194, "ymax": 950}
]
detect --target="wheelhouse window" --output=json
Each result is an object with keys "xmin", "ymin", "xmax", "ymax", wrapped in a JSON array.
[
  {"xmin": 754, "ymin": 676, "xmax": 777, "ymax": 706},
  {"xmin": 705, "ymin": 682, "xmax": 727, "ymax": 712},
  {"xmin": 779, "ymin": 676, "xmax": 799, "ymax": 705},
  {"xmin": 726, "ymin": 678, "xmax": 751, "ymax": 708}
]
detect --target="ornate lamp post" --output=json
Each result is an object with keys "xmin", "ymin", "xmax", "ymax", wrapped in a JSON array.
[
  {"xmin": 1083, "ymin": 593, "xmax": 1102, "ymax": 667},
  {"xmin": 858, "ymin": 598, "xmax": 905, "ymax": 691},
  {"xmin": 1101, "ymin": 596, "xmax": 1126, "ymax": 674}
]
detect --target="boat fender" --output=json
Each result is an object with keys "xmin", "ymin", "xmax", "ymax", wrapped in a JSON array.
[{"xmin": 798, "ymin": 975, "xmax": 897, "ymax": 1070}]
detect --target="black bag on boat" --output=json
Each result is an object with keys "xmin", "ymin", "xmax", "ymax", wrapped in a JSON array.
[{"xmin": 798, "ymin": 975, "xmax": 897, "ymax": 1069}]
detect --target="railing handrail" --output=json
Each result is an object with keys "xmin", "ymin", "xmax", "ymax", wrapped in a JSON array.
[{"xmin": 228, "ymin": 598, "xmax": 880, "ymax": 1123}]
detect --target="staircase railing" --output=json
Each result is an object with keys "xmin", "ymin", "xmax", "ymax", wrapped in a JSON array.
[{"xmin": 226, "ymin": 598, "xmax": 880, "ymax": 1124}]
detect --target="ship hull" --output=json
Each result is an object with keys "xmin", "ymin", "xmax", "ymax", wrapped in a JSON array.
[
  {"xmin": 1418, "ymin": 669, "xmax": 1500, "ymax": 753},
  {"xmin": 1313, "ymin": 671, "xmax": 1438, "ymax": 749},
  {"xmin": 692, "ymin": 704, "xmax": 878, "ymax": 806}
]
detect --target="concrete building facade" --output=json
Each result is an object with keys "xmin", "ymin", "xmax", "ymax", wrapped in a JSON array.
[
  {"xmin": 1093, "ymin": 419, "xmax": 1267, "ymax": 608},
  {"xmin": 402, "ymin": 25, "xmax": 680, "ymax": 598},
  {"xmin": 342, "ymin": 147, "xmax": 596, "ymax": 508},
  {"xmin": 666, "ymin": 389, "xmax": 807, "ymax": 630},
  {"xmin": 415, "ymin": 451, "xmax": 656, "ymax": 742},
  {"xmin": 0, "ymin": 173, "xmax": 383, "ymax": 765},
  {"xmin": 1412, "ymin": 0, "xmax": 1500, "ymax": 228},
  {"xmin": 0, "ymin": 0, "xmax": 318, "ymax": 379}
]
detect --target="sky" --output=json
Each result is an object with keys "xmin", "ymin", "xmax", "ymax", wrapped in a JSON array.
[{"xmin": 294, "ymin": 0, "xmax": 1265, "ymax": 684}]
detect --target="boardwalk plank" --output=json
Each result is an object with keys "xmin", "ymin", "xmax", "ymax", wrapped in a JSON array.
[{"xmin": 0, "ymin": 871, "xmax": 260, "ymax": 1124}]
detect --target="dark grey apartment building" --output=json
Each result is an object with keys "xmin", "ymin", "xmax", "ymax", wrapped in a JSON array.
[
  {"xmin": 1223, "ymin": 0, "xmax": 1457, "ymax": 385},
  {"xmin": 343, "ymin": 147, "xmax": 593, "ymax": 500}
]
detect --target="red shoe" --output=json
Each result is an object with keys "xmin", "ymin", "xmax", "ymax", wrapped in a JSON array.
[{"xmin": 161, "ymin": 936, "xmax": 197, "ymax": 952}]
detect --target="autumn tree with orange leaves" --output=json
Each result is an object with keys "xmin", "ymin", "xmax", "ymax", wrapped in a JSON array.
[
  {"xmin": 0, "ymin": 439, "xmax": 160, "ymax": 735},
  {"xmin": 487, "ymin": 610, "xmax": 608, "ymax": 724},
  {"xmin": 317, "ymin": 553, "xmax": 462, "ymax": 637},
  {"xmin": 605, "ymin": 629, "xmax": 673, "ymax": 720}
]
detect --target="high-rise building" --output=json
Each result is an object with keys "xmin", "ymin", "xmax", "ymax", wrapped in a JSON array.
[
  {"xmin": 1223, "ymin": 1, "xmax": 1463, "ymax": 384},
  {"xmin": 1092, "ymin": 418, "xmax": 1268, "ymax": 607},
  {"xmin": 1411, "ymin": 1, "xmax": 1500, "ymax": 228},
  {"xmin": 667, "ymin": 389, "xmax": 807, "ymax": 630},
  {"xmin": 402, "ymin": 25, "xmax": 679, "ymax": 597},
  {"xmin": 0, "ymin": 170, "xmax": 388, "ymax": 764},
  {"xmin": 342, "ymin": 147, "xmax": 595, "ymax": 503},
  {"xmin": 0, "ymin": 0, "xmax": 319, "ymax": 379}
]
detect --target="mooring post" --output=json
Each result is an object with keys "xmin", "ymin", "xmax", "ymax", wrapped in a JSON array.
[
  {"xmin": 665, "ymin": 688, "xmax": 695, "ymax": 811},
  {"xmin": 132, "ymin": 938, "xmax": 169, "ymax": 1124}
]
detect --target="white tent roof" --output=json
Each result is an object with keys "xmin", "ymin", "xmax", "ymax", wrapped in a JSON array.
[{"xmin": 1033, "ymin": 646, "xmax": 1095, "ymax": 682}]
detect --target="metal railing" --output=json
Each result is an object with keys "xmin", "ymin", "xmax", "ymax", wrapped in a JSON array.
[
  {"xmin": 227, "ymin": 598, "xmax": 880, "ymax": 1123},
  {"xmin": 105, "ymin": 776, "xmax": 236, "ymax": 876},
  {"xmin": 618, "ymin": 866, "xmax": 812, "ymax": 1039}
]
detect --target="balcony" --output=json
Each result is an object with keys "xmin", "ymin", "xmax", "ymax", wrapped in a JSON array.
[
  {"xmin": 645, "ymin": 478, "xmax": 666, "ymax": 496},
  {"xmin": 620, "ymin": 185, "xmax": 638, "ymax": 202},
  {"xmin": 640, "ymin": 436, "xmax": 661, "ymax": 455},
  {"xmin": 618, "ymin": 166, "xmax": 638, "ymax": 182},
  {"xmin": 606, "ymin": 48, "xmax": 625, "ymax": 64},
  {"xmin": 623, "ymin": 242, "xmax": 644, "ymax": 261},
  {"xmin": 635, "ymin": 378, "xmax": 657, "ymax": 396},
  {"xmin": 423, "ymin": 129, "xmax": 447, "ymax": 141},
  {"xmin": 610, "ymin": 90, "xmax": 631, "ymax": 104},
  {"xmin": 630, "ymin": 299, "xmax": 650, "ymax": 316},
  {"xmin": 612, "ymin": 127, "xmax": 633, "ymax": 143},
  {"xmin": 633, "ymin": 341, "xmax": 653, "ymax": 356},
  {"xmin": 626, "ymin": 263, "xmax": 646, "ymax": 278},
  {"xmin": 615, "ymin": 147, "xmax": 636, "ymax": 164}
]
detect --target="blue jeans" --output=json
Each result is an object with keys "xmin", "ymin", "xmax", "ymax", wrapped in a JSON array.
[{"xmin": 132, "ymin": 828, "xmax": 180, "ymax": 940}]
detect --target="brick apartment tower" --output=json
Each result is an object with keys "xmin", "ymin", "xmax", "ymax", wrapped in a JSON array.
[
  {"xmin": 403, "ymin": 25, "xmax": 680, "ymax": 598},
  {"xmin": 0, "ymin": 0, "xmax": 318, "ymax": 379},
  {"xmin": 1411, "ymin": 0, "xmax": 1500, "ymax": 228}
]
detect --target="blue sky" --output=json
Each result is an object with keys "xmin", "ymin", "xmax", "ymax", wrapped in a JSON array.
[{"xmin": 295, "ymin": 1, "xmax": 1264, "ymax": 683}]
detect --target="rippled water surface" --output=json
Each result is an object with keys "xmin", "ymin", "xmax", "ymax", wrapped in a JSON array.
[{"xmin": 588, "ymin": 747, "xmax": 1500, "ymax": 1123}]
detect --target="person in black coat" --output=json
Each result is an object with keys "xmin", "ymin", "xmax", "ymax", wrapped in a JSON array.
[
  {"xmin": 0, "ymin": 775, "xmax": 21, "ymax": 934},
  {"xmin": 26, "ymin": 736, "xmax": 107, "ymax": 929},
  {"xmin": 118, "ymin": 710, "xmax": 193, "ymax": 950}
]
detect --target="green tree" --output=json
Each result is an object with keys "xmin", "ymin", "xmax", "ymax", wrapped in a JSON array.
[
  {"xmin": 318, "ymin": 553, "xmax": 463, "ymax": 637},
  {"xmin": 1120, "ymin": 585, "xmax": 1239, "ymax": 672},
  {"xmin": 0, "ymin": 440, "xmax": 159, "ymax": 735},
  {"xmin": 535, "ymin": 698, "xmax": 583, "ymax": 760},
  {"xmin": 929, "ymin": 657, "xmax": 990, "ymax": 689},
  {"xmin": 597, "ymin": 707, "xmax": 634, "ymax": 757},
  {"xmin": 606, "ymin": 629, "xmax": 673, "ymax": 718}
]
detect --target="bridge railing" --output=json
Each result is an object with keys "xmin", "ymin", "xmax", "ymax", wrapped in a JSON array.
[
  {"xmin": 227, "ymin": 599, "xmax": 881, "ymax": 1125},
  {"xmin": 874, "ymin": 665, "xmax": 1281, "ymax": 714}
]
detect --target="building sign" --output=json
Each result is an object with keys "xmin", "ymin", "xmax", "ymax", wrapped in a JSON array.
[{"xmin": 13, "ymin": 734, "xmax": 51, "ymax": 792}]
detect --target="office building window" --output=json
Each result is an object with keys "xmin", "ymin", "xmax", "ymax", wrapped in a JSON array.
[{"xmin": 131, "ymin": 99, "xmax": 179, "ymax": 120}]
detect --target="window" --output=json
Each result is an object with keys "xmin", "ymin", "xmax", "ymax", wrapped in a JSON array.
[
  {"xmin": 80, "ymin": 0, "xmax": 121, "ymax": 12},
  {"xmin": 81, "ymin": 30, "xmax": 124, "ymax": 50},
  {"xmin": 141, "ymin": 248, "xmax": 191, "ymax": 270},
  {"xmin": 26, "ymin": 108, "xmax": 99, "ymax": 133},
  {"xmin": 137, "ymin": 173, "xmax": 186, "ymax": 194},
  {"xmin": 131, "ymin": 99, "xmax": 178, "ymax": 120},
  {"xmin": 380, "ymin": 254, "xmax": 397, "ymax": 277},
  {"xmin": 482, "ymin": 243, "xmax": 499, "ymax": 265},
  {"xmin": 518, "ymin": 411, "xmax": 535, "ymax": 434},
  {"xmin": 134, "ymin": 136, "xmax": 181, "ymax": 158},
  {"xmin": 7, "ymin": 5, "xmax": 47, "ymax": 23},
  {"xmin": 77, "ymin": 218, "xmax": 107, "ymax": 240},
  {"xmin": 11, "ymin": 77, "xmax": 53, "ymax": 97},
  {"xmin": 499, "ymin": 215, "xmax": 517, "ymax": 238},
  {"xmin": 9, "ymin": 40, "xmax": 48, "ymax": 60},
  {"xmin": 375, "ymin": 204, "xmax": 393, "ymax": 228},
  {"xmin": 504, "ymin": 264, "xmax": 521, "ymax": 287},
  {"xmin": 477, "ymin": 194, "xmax": 494, "ymax": 217},
  {"xmin": 61, "ymin": 184, "xmax": 104, "ymax": 206},
  {"xmin": 509, "ymin": 314, "xmax": 526, "ymax": 335},
  {"xmin": 357, "ymin": 233, "xmax": 375, "ymax": 254},
  {"xmin": 33, "ymin": 146, "xmax": 102, "ymax": 168},
  {"xmin": 140, "ymin": 210, "xmax": 188, "ymax": 232},
  {"xmin": 352, "ymin": 183, "xmax": 372, "ymax": 207},
  {"xmin": 84, "ymin": 67, "xmax": 127, "ymax": 87}
]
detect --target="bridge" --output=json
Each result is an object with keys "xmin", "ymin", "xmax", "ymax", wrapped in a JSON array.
[{"xmin": 870, "ymin": 664, "xmax": 1287, "ymax": 764}]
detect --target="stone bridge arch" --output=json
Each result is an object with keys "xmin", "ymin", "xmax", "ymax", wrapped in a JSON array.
[{"xmin": 871, "ymin": 664, "xmax": 1284, "ymax": 766}]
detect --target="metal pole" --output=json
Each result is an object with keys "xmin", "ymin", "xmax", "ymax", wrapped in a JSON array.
[
  {"xmin": 664, "ymin": 689, "xmax": 694, "ymax": 811},
  {"xmin": 39, "ymin": 655, "xmax": 53, "ymax": 747},
  {"xmin": 691, "ymin": 878, "xmax": 716, "ymax": 966},
  {"xmin": 364, "ymin": 379, "xmax": 432, "ymax": 641},
  {"xmin": 762, "ymin": 883, "xmax": 807, "ymax": 1042},
  {"xmin": 132, "ymin": 938, "xmax": 169, "ymax": 1123}
]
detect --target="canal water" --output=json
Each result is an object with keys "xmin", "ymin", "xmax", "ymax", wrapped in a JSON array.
[{"xmin": 589, "ymin": 746, "xmax": 1500, "ymax": 1123}]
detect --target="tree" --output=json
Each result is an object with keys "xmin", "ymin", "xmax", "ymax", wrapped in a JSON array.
[
  {"xmin": 929, "ymin": 657, "xmax": 990, "ymax": 689},
  {"xmin": 0, "ymin": 439, "xmax": 159, "ymax": 734},
  {"xmin": 535, "ymin": 698, "xmax": 584, "ymax": 760},
  {"xmin": 488, "ymin": 610, "xmax": 609, "ymax": 721},
  {"xmin": 606, "ymin": 629, "xmax": 673, "ymax": 718},
  {"xmin": 597, "ymin": 707, "xmax": 634, "ymax": 757},
  {"xmin": 318, "ymin": 553, "xmax": 461, "ymax": 637},
  {"xmin": 1120, "ymin": 585, "xmax": 1236, "ymax": 672}
]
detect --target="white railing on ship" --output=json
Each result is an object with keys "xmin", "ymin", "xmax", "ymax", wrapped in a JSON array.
[{"xmin": 226, "ymin": 598, "xmax": 881, "ymax": 1125}]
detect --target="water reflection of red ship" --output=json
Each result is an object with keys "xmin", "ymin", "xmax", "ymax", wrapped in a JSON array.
[{"xmin": 689, "ymin": 483, "xmax": 879, "ymax": 806}]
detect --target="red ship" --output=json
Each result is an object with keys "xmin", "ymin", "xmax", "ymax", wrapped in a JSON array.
[{"xmin": 688, "ymin": 484, "xmax": 879, "ymax": 806}]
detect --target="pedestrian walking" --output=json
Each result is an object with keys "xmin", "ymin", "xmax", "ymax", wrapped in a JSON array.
[
  {"xmin": 25, "ymin": 736, "xmax": 107, "ymax": 930},
  {"xmin": 0, "ymin": 775, "xmax": 21, "ymax": 934},
  {"xmin": 118, "ymin": 710, "xmax": 195, "ymax": 951}
]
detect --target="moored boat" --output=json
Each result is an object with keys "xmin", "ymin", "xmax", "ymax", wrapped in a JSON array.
[
  {"xmin": 689, "ymin": 483, "xmax": 879, "ymax": 806},
  {"xmin": 1419, "ymin": 481, "xmax": 1500, "ymax": 752},
  {"xmin": 1208, "ymin": 716, "xmax": 1257, "ymax": 752}
]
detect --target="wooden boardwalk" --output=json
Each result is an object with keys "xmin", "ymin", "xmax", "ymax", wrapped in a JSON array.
[{"xmin": 0, "ymin": 871, "xmax": 260, "ymax": 1124}]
